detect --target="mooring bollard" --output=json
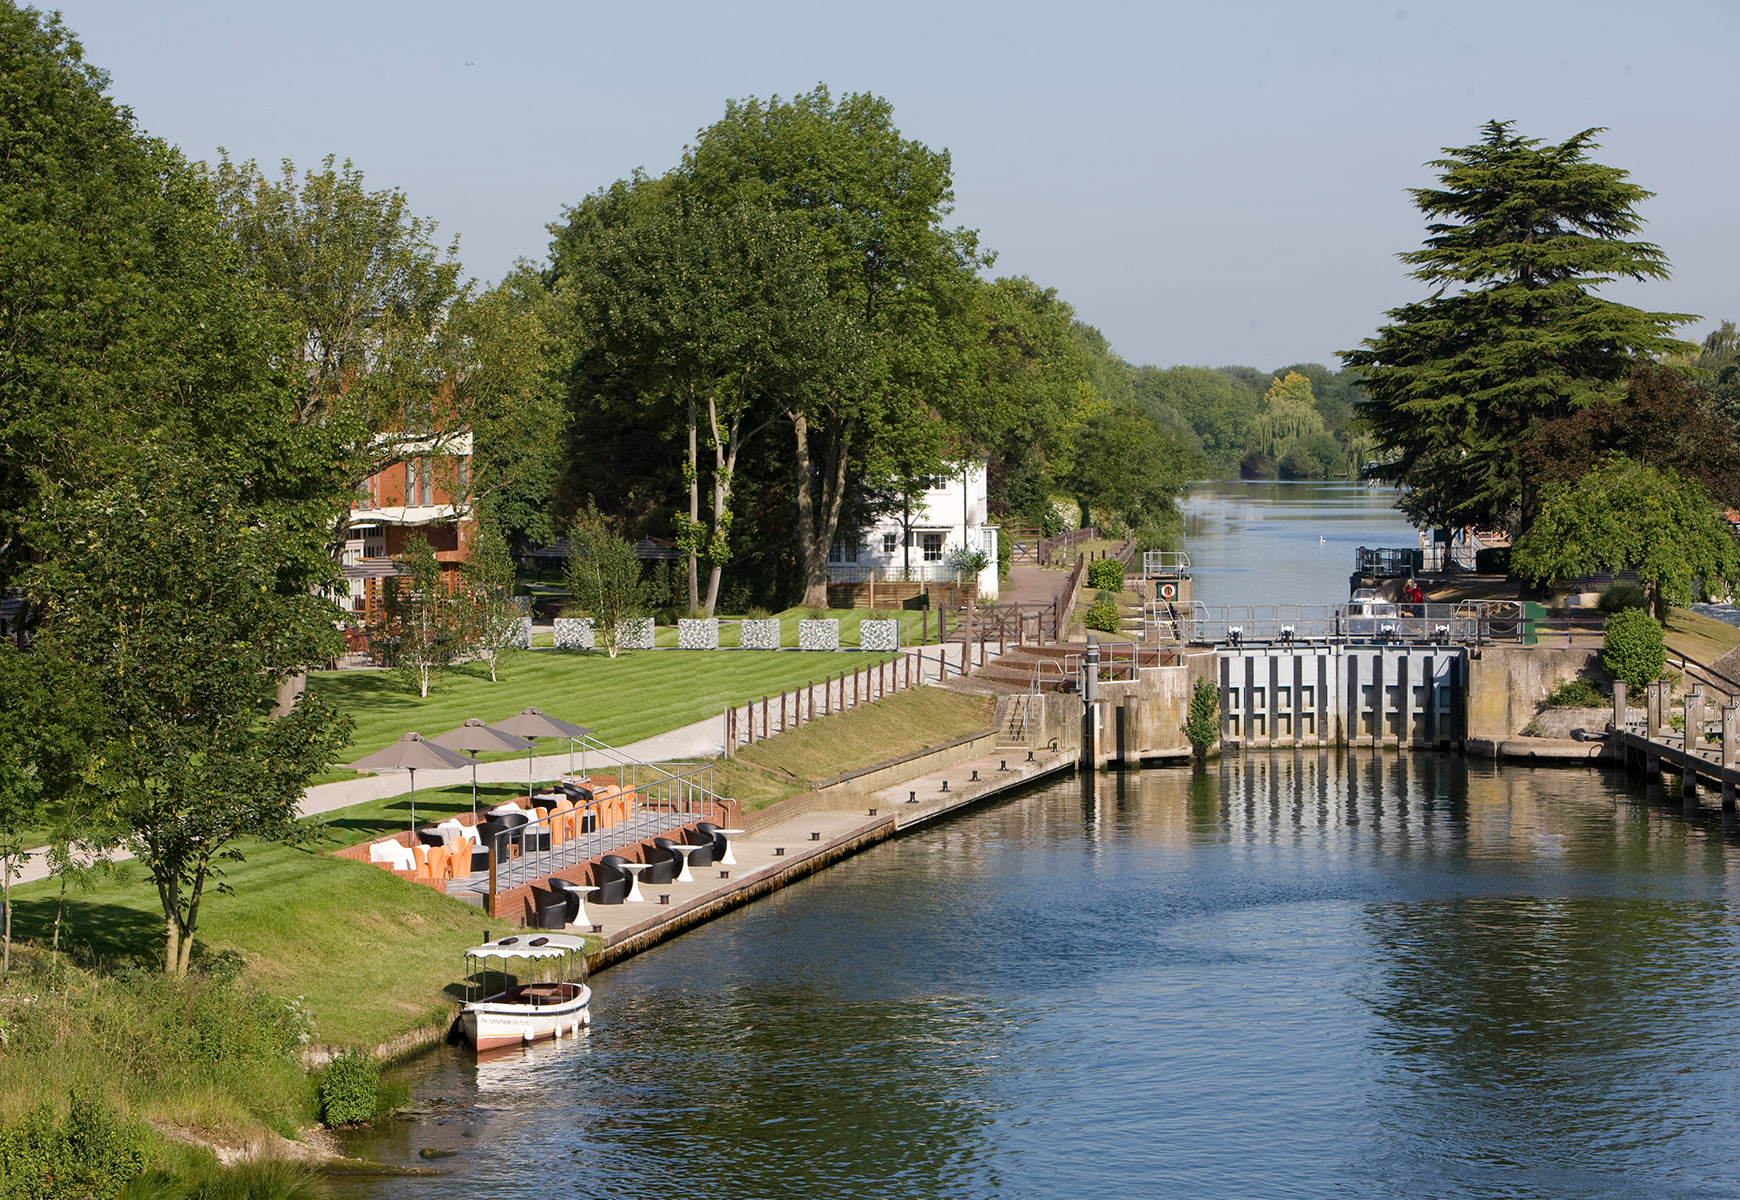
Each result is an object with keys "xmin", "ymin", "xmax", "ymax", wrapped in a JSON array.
[
  {"xmin": 908, "ymin": 790, "xmax": 918, "ymax": 803},
  {"xmin": 719, "ymin": 870, "xmax": 730, "ymax": 879},
  {"xmin": 971, "ymin": 769, "xmax": 979, "ymax": 781},
  {"xmin": 774, "ymin": 847, "xmax": 785, "ymax": 856},
  {"xmin": 941, "ymin": 779, "xmax": 950, "ymax": 792},
  {"xmin": 810, "ymin": 831, "xmax": 821, "ymax": 841}
]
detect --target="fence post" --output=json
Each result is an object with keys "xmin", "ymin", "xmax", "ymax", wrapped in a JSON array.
[
  {"xmin": 762, "ymin": 695, "xmax": 769, "ymax": 740},
  {"xmin": 782, "ymin": 689, "xmax": 788, "ymax": 733},
  {"xmin": 923, "ymin": 609, "xmax": 930, "ymax": 644}
]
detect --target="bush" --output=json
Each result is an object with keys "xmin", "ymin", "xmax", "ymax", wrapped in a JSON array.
[
  {"xmin": 1086, "ymin": 558, "xmax": 1124, "ymax": 591},
  {"xmin": 1598, "ymin": 583, "xmax": 1648, "ymax": 613},
  {"xmin": 1543, "ymin": 677, "xmax": 1605, "ymax": 708},
  {"xmin": 0, "ymin": 1088, "xmax": 146, "ymax": 1200},
  {"xmin": 316, "ymin": 1052, "xmax": 380, "ymax": 1127},
  {"xmin": 1183, "ymin": 679, "xmax": 1219, "ymax": 754},
  {"xmin": 996, "ymin": 529, "xmax": 1012, "ymax": 581},
  {"xmin": 1083, "ymin": 591, "xmax": 1120, "ymax": 633},
  {"xmin": 1603, "ymin": 607, "xmax": 1666, "ymax": 691}
]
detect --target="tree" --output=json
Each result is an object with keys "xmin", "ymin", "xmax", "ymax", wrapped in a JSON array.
[
  {"xmin": 1693, "ymin": 319, "xmax": 1740, "ymax": 426},
  {"xmin": 1518, "ymin": 365, "xmax": 1740, "ymax": 510},
  {"xmin": 566, "ymin": 202, "xmax": 851, "ymax": 616},
  {"xmin": 1344, "ymin": 121, "xmax": 1695, "ymax": 537},
  {"xmin": 388, "ymin": 534, "xmax": 460, "ymax": 698},
  {"xmin": 1063, "ymin": 405, "xmax": 1188, "ymax": 547},
  {"xmin": 673, "ymin": 86, "xmax": 986, "ymax": 607},
  {"xmin": 464, "ymin": 509, "xmax": 524, "ymax": 684},
  {"xmin": 564, "ymin": 505, "xmax": 651, "ymax": 659},
  {"xmin": 1511, "ymin": 455, "xmax": 1738, "ymax": 620},
  {"xmin": 35, "ymin": 457, "xmax": 351, "ymax": 974}
]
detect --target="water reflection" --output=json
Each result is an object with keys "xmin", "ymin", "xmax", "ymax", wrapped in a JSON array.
[{"xmin": 343, "ymin": 757, "xmax": 1740, "ymax": 1199}]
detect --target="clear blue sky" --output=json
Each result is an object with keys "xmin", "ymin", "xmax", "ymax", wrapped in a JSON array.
[{"xmin": 51, "ymin": 0, "xmax": 1737, "ymax": 370}]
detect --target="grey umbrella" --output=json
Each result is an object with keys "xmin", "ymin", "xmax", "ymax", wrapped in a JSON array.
[
  {"xmin": 494, "ymin": 707, "xmax": 598, "ymax": 787},
  {"xmin": 345, "ymin": 731, "xmax": 475, "ymax": 830},
  {"xmin": 431, "ymin": 719, "xmax": 536, "ymax": 817}
]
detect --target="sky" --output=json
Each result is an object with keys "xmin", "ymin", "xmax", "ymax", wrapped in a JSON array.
[{"xmin": 49, "ymin": 0, "xmax": 1739, "ymax": 371}]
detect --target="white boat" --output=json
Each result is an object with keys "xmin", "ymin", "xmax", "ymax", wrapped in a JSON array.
[{"xmin": 459, "ymin": 933, "xmax": 592, "ymax": 1052}]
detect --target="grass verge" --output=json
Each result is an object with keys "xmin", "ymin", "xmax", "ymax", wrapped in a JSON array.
[
  {"xmin": 714, "ymin": 688, "xmax": 994, "ymax": 812},
  {"xmin": 1663, "ymin": 607, "xmax": 1740, "ymax": 668}
]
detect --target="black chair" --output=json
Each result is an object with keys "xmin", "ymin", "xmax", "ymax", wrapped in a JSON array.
[
  {"xmin": 653, "ymin": 837, "xmax": 694, "ymax": 879},
  {"xmin": 593, "ymin": 855, "xmax": 632, "ymax": 905},
  {"xmin": 695, "ymin": 821, "xmax": 729, "ymax": 864},
  {"xmin": 640, "ymin": 842, "xmax": 676, "ymax": 886},
  {"xmin": 559, "ymin": 785, "xmax": 598, "ymax": 832},
  {"xmin": 680, "ymin": 827, "xmax": 716, "ymax": 869},
  {"xmin": 472, "ymin": 818, "xmax": 508, "ymax": 872},
  {"xmin": 532, "ymin": 885, "xmax": 568, "ymax": 930}
]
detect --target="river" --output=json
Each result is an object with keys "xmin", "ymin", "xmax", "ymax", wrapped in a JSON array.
[{"xmin": 337, "ymin": 483, "xmax": 1740, "ymax": 1198}]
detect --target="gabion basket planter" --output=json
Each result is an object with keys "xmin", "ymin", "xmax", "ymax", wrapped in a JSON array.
[
  {"xmin": 677, "ymin": 618, "xmax": 719, "ymax": 650},
  {"xmin": 798, "ymin": 618, "xmax": 840, "ymax": 651},
  {"xmin": 554, "ymin": 617, "xmax": 594, "ymax": 650},
  {"xmin": 739, "ymin": 618, "xmax": 782, "ymax": 650},
  {"xmin": 512, "ymin": 616, "xmax": 533, "ymax": 650},
  {"xmin": 615, "ymin": 617, "xmax": 655, "ymax": 651},
  {"xmin": 859, "ymin": 619, "xmax": 900, "ymax": 652}
]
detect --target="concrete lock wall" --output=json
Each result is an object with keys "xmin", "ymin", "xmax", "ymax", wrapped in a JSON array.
[
  {"xmin": 1218, "ymin": 644, "xmax": 1470, "ymax": 750},
  {"xmin": 1465, "ymin": 644, "xmax": 1601, "ymax": 743}
]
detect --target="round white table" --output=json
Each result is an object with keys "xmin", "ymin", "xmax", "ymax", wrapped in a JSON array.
[
  {"xmin": 712, "ymin": 829, "xmax": 745, "ymax": 867},
  {"xmin": 667, "ymin": 843, "xmax": 712, "ymax": 883},
  {"xmin": 617, "ymin": 862, "xmax": 654, "ymax": 903},
  {"xmin": 554, "ymin": 882, "xmax": 600, "ymax": 928}
]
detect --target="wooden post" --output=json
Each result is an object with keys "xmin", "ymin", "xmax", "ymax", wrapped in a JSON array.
[
  {"xmin": 1723, "ymin": 704, "xmax": 1738, "ymax": 811},
  {"xmin": 761, "ymin": 695, "xmax": 769, "ymax": 740},
  {"xmin": 923, "ymin": 609, "xmax": 930, "ymax": 644},
  {"xmin": 1612, "ymin": 680, "xmax": 1627, "ymax": 741},
  {"xmin": 1685, "ymin": 689, "xmax": 1704, "ymax": 799},
  {"xmin": 1645, "ymin": 683, "xmax": 1662, "ymax": 774}
]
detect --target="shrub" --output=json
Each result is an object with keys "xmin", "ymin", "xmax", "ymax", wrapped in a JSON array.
[
  {"xmin": 1086, "ymin": 558, "xmax": 1124, "ymax": 591},
  {"xmin": 996, "ymin": 529, "xmax": 1012, "ymax": 580},
  {"xmin": 1183, "ymin": 679, "xmax": 1219, "ymax": 755},
  {"xmin": 0, "ymin": 1088, "xmax": 146, "ymax": 1200},
  {"xmin": 1603, "ymin": 607, "xmax": 1666, "ymax": 691},
  {"xmin": 1543, "ymin": 677, "xmax": 1605, "ymax": 708},
  {"xmin": 1598, "ymin": 582, "xmax": 1648, "ymax": 613},
  {"xmin": 1083, "ymin": 591, "xmax": 1120, "ymax": 633},
  {"xmin": 316, "ymin": 1052, "xmax": 380, "ymax": 1127}
]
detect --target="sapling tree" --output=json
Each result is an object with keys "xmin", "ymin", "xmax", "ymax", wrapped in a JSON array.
[
  {"xmin": 564, "ymin": 504, "xmax": 651, "ymax": 659},
  {"xmin": 464, "ymin": 510, "xmax": 524, "ymax": 683},
  {"xmin": 1183, "ymin": 679, "xmax": 1220, "ymax": 758},
  {"xmin": 390, "ymin": 533, "xmax": 460, "ymax": 697}
]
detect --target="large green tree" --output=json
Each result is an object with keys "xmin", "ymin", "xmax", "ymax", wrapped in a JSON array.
[
  {"xmin": 1063, "ymin": 405, "xmax": 1188, "ymax": 548},
  {"xmin": 671, "ymin": 86, "xmax": 986, "ymax": 606},
  {"xmin": 1512, "ymin": 455, "xmax": 1737, "ymax": 620},
  {"xmin": 1344, "ymin": 121, "xmax": 1695, "ymax": 536},
  {"xmin": 566, "ymin": 201, "xmax": 856, "ymax": 615},
  {"xmin": 35, "ymin": 457, "xmax": 351, "ymax": 974}
]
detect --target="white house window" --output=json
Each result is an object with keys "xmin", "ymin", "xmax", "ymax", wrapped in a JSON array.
[
  {"xmin": 921, "ymin": 532, "xmax": 944, "ymax": 562},
  {"xmin": 828, "ymin": 540, "xmax": 860, "ymax": 564},
  {"xmin": 882, "ymin": 532, "xmax": 897, "ymax": 554}
]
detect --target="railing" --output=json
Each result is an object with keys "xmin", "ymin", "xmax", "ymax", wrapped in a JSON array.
[
  {"xmin": 1354, "ymin": 547, "xmax": 1422, "ymax": 577},
  {"xmin": 1183, "ymin": 601, "xmax": 1532, "ymax": 645},
  {"xmin": 1038, "ymin": 526, "xmax": 1099, "ymax": 567},
  {"xmin": 1667, "ymin": 652, "xmax": 1740, "ymax": 703},
  {"xmin": 1142, "ymin": 550, "xmax": 1191, "ymax": 577}
]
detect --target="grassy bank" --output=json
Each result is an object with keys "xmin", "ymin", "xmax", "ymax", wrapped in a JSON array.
[
  {"xmin": 714, "ymin": 688, "xmax": 994, "ymax": 812},
  {"xmin": 1663, "ymin": 607, "xmax": 1740, "ymax": 668},
  {"xmin": 310, "ymin": 638, "xmax": 903, "ymax": 768}
]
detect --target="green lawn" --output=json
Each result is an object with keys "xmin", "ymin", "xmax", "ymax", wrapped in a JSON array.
[
  {"xmin": 313, "ymin": 617, "xmax": 918, "ymax": 766},
  {"xmin": 8, "ymin": 779, "xmax": 536, "ymax": 1050}
]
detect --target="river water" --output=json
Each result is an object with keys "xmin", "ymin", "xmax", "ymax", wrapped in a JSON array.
[{"xmin": 338, "ymin": 484, "xmax": 1740, "ymax": 1198}]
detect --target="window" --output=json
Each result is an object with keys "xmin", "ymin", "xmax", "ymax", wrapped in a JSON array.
[
  {"xmin": 882, "ymin": 532, "xmax": 898, "ymax": 554},
  {"xmin": 405, "ymin": 461, "xmax": 416, "ymax": 505},
  {"xmin": 454, "ymin": 456, "xmax": 469, "ymax": 499},
  {"xmin": 921, "ymin": 533, "xmax": 944, "ymax": 562},
  {"xmin": 828, "ymin": 540, "xmax": 860, "ymax": 564}
]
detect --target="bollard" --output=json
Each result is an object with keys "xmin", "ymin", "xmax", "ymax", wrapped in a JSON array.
[
  {"xmin": 659, "ymin": 894, "xmax": 671, "ymax": 906},
  {"xmin": 909, "ymin": 790, "xmax": 916, "ymax": 802},
  {"xmin": 971, "ymin": 769, "xmax": 979, "ymax": 781},
  {"xmin": 941, "ymin": 780, "xmax": 950, "ymax": 792},
  {"xmin": 719, "ymin": 870, "xmax": 730, "ymax": 879},
  {"xmin": 1000, "ymin": 760, "xmax": 1008, "ymax": 771},
  {"xmin": 774, "ymin": 847, "xmax": 785, "ymax": 856},
  {"xmin": 869, "ymin": 807, "xmax": 878, "ymax": 816}
]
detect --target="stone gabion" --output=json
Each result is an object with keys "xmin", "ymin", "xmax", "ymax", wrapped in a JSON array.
[
  {"xmin": 859, "ymin": 619, "xmax": 900, "ymax": 652},
  {"xmin": 677, "ymin": 618, "xmax": 719, "ymax": 650},
  {"xmin": 798, "ymin": 618, "xmax": 840, "ymax": 651},
  {"xmin": 553, "ymin": 617, "xmax": 594, "ymax": 650},
  {"xmin": 739, "ymin": 618, "xmax": 782, "ymax": 650},
  {"xmin": 615, "ymin": 617, "xmax": 655, "ymax": 651},
  {"xmin": 512, "ymin": 616, "xmax": 533, "ymax": 650}
]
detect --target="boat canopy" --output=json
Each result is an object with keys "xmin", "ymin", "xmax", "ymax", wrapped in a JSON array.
[{"xmin": 465, "ymin": 934, "xmax": 590, "ymax": 961}]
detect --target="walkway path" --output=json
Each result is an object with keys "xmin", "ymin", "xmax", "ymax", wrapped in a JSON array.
[{"xmin": 6, "ymin": 641, "xmax": 978, "ymax": 887}]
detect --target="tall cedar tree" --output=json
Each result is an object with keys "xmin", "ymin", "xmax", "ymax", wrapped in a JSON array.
[{"xmin": 1344, "ymin": 122, "xmax": 1694, "ymax": 538}]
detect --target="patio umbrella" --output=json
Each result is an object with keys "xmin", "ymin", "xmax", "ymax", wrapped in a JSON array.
[
  {"xmin": 431, "ymin": 719, "xmax": 536, "ymax": 817},
  {"xmin": 345, "ymin": 732, "xmax": 475, "ymax": 830},
  {"xmin": 494, "ymin": 706, "xmax": 598, "ymax": 788}
]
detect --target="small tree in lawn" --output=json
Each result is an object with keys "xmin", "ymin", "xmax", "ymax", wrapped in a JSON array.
[
  {"xmin": 391, "ymin": 533, "xmax": 461, "ymax": 697},
  {"xmin": 464, "ymin": 510, "xmax": 524, "ymax": 683},
  {"xmin": 564, "ymin": 504, "xmax": 650, "ymax": 659}
]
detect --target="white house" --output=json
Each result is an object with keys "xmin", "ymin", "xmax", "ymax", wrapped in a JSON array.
[{"xmin": 825, "ymin": 459, "xmax": 1000, "ymax": 599}]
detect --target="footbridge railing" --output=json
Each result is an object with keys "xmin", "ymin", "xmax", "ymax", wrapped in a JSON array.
[{"xmin": 1183, "ymin": 601, "xmax": 1536, "ymax": 646}]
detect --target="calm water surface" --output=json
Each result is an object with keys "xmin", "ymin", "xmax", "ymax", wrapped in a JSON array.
[
  {"xmin": 340, "ymin": 484, "xmax": 1740, "ymax": 1197},
  {"xmin": 344, "ymin": 759, "xmax": 1740, "ymax": 1199},
  {"xmin": 1180, "ymin": 479, "xmax": 1417, "ymax": 608}
]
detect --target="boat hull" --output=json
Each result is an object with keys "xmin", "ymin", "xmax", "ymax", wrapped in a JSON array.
[{"xmin": 460, "ymin": 984, "xmax": 592, "ymax": 1051}]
